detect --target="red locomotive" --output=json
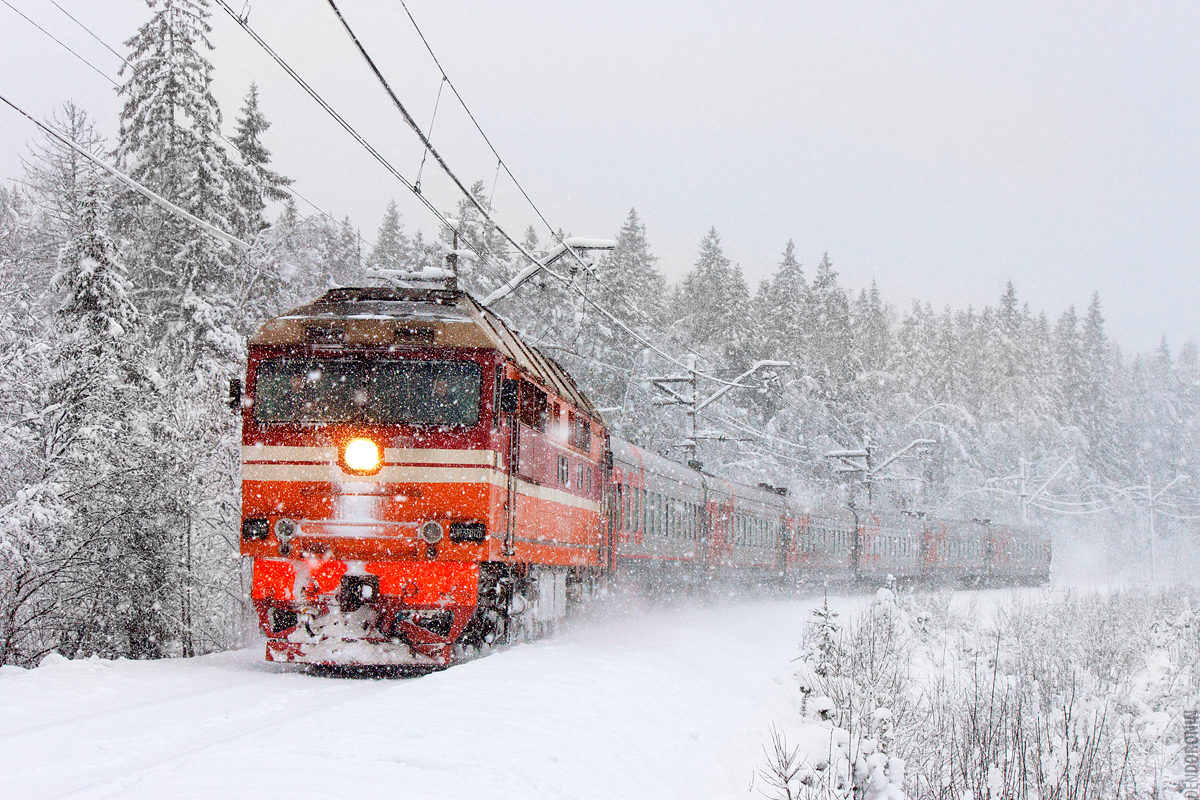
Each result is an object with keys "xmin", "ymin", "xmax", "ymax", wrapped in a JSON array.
[{"xmin": 237, "ymin": 285, "xmax": 1050, "ymax": 668}]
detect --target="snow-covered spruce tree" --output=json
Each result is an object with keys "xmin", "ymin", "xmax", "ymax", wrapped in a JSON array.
[
  {"xmin": 228, "ymin": 81, "xmax": 292, "ymax": 241},
  {"xmin": 0, "ymin": 182, "xmax": 75, "ymax": 666},
  {"xmin": 315, "ymin": 214, "xmax": 362, "ymax": 288},
  {"xmin": 52, "ymin": 189, "xmax": 140, "ymax": 340},
  {"xmin": 19, "ymin": 102, "xmax": 108, "ymax": 276},
  {"xmin": 757, "ymin": 240, "xmax": 809, "ymax": 369},
  {"xmin": 806, "ymin": 252, "xmax": 858, "ymax": 410},
  {"xmin": 568, "ymin": 209, "xmax": 670, "ymax": 445},
  {"xmin": 597, "ymin": 208, "xmax": 664, "ymax": 321},
  {"xmin": 445, "ymin": 180, "xmax": 510, "ymax": 295},
  {"xmin": 112, "ymin": 0, "xmax": 245, "ymax": 657},
  {"xmin": 1054, "ymin": 305, "xmax": 1085, "ymax": 432},
  {"xmin": 114, "ymin": 0, "xmax": 239, "ymax": 358},
  {"xmin": 366, "ymin": 199, "xmax": 411, "ymax": 273},
  {"xmin": 673, "ymin": 228, "xmax": 752, "ymax": 365},
  {"xmin": 44, "ymin": 187, "xmax": 176, "ymax": 660},
  {"xmin": 1, "ymin": 121, "xmax": 140, "ymax": 663},
  {"xmin": 237, "ymin": 198, "xmax": 329, "ymax": 326},
  {"xmin": 1079, "ymin": 293, "xmax": 1123, "ymax": 480},
  {"xmin": 854, "ymin": 280, "xmax": 890, "ymax": 377}
]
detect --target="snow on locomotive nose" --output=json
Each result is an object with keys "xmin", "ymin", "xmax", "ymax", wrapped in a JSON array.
[{"xmin": 238, "ymin": 286, "xmax": 608, "ymax": 667}]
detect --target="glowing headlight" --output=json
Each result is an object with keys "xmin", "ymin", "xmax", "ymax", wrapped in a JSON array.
[{"xmin": 343, "ymin": 438, "xmax": 381, "ymax": 473}]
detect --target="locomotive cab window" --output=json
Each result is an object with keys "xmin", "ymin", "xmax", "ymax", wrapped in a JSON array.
[{"xmin": 253, "ymin": 358, "xmax": 481, "ymax": 426}]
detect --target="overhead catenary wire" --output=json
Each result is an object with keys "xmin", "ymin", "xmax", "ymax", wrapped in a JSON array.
[
  {"xmin": 0, "ymin": 0, "xmax": 118, "ymax": 88},
  {"xmin": 0, "ymin": 91, "xmax": 252, "ymax": 251},
  {"xmin": 246, "ymin": 0, "xmax": 761, "ymax": 390},
  {"xmin": 211, "ymin": 0, "xmax": 485, "ymax": 266},
  {"xmin": 4, "ymin": 1, "xmax": 417, "ymax": 275},
  {"xmin": 322, "ymin": 0, "xmax": 501, "ymax": 237},
  {"xmin": 387, "ymin": 0, "xmax": 701, "ymax": 339},
  {"xmin": 223, "ymin": 2, "xmax": 818, "ymax": 452},
  {"xmin": 48, "ymin": 0, "xmax": 130, "ymax": 66},
  {"xmin": 218, "ymin": 0, "xmax": 766, "ymax": 401},
  {"xmin": 413, "ymin": 76, "xmax": 445, "ymax": 192},
  {"xmin": 10, "ymin": 0, "xmax": 641, "ymax": 317},
  {"xmin": 385, "ymin": 0, "xmax": 734, "ymax": 336},
  {"xmin": 394, "ymin": 0, "xmax": 584, "ymax": 258},
  {"xmin": 322, "ymin": 1, "xmax": 607, "ymax": 287},
  {"xmin": 9, "ymin": 1, "xmax": 881, "ymax": 468}
]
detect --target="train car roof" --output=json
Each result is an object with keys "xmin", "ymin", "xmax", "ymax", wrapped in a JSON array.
[
  {"xmin": 611, "ymin": 438, "xmax": 706, "ymax": 490},
  {"xmin": 612, "ymin": 438, "xmax": 794, "ymax": 510},
  {"xmin": 249, "ymin": 287, "xmax": 599, "ymax": 418}
]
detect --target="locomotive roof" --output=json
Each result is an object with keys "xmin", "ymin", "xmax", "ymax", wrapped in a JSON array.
[{"xmin": 250, "ymin": 287, "xmax": 600, "ymax": 419}]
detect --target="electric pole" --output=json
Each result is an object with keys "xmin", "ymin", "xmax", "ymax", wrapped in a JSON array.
[{"xmin": 649, "ymin": 358, "xmax": 788, "ymax": 470}]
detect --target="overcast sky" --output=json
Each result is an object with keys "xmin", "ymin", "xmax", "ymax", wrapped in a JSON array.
[{"xmin": 2, "ymin": 1, "xmax": 1198, "ymax": 353}]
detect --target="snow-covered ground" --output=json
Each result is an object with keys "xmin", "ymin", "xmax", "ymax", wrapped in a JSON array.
[
  {"xmin": 8, "ymin": 585, "xmax": 1158, "ymax": 800},
  {"xmin": 1, "ymin": 594, "xmax": 856, "ymax": 800}
]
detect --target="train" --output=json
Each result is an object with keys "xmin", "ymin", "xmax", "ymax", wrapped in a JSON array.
[{"xmin": 235, "ymin": 283, "xmax": 1050, "ymax": 668}]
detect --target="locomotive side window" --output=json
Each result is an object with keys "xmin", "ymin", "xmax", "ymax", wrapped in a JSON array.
[
  {"xmin": 637, "ymin": 488, "xmax": 644, "ymax": 533},
  {"xmin": 621, "ymin": 484, "xmax": 628, "ymax": 529},
  {"xmin": 572, "ymin": 415, "xmax": 591, "ymax": 452},
  {"xmin": 254, "ymin": 359, "xmax": 481, "ymax": 426},
  {"xmin": 519, "ymin": 382, "xmax": 548, "ymax": 431}
]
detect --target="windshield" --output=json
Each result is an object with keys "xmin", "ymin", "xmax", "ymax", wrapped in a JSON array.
[{"xmin": 253, "ymin": 358, "xmax": 482, "ymax": 426}]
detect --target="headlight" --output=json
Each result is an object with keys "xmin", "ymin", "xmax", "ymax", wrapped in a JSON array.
[
  {"xmin": 275, "ymin": 518, "xmax": 298, "ymax": 541},
  {"xmin": 420, "ymin": 521, "xmax": 444, "ymax": 544},
  {"xmin": 343, "ymin": 438, "xmax": 381, "ymax": 473}
]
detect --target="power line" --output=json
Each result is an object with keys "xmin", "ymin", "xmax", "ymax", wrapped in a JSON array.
[
  {"xmin": 13, "ymin": 0, "xmax": 831, "ymax": 447},
  {"xmin": 212, "ymin": 0, "xmax": 480, "ymax": 265},
  {"xmin": 323, "ymin": 1, "xmax": 617, "ymax": 290},
  {"xmin": 0, "ymin": 91, "xmax": 251, "ymax": 251},
  {"xmin": 0, "ymin": 0, "xmax": 117, "ymax": 88},
  {"xmin": 15, "ymin": 0, "xmax": 806, "ymax": 456},
  {"xmin": 322, "ymin": 0, "xmax": 584, "ymax": 274},
  {"xmin": 280, "ymin": 1, "xmax": 758, "ymax": 388},
  {"xmin": 387, "ymin": 1, "xmax": 694, "ymax": 337},
  {"xmin": 223, "ymin": 0, "xmax": 822, "ymax": 430},
  {"xmin": 48, "ymin": 0, "xmax": 129, "ymax": 67},
  {"xmin": 6, "ymin": 0, "xmax": 408, "ymax": 276},
  {"xmin": 395, "ymin": 0, "xmax": 560, "ymax": 245}
]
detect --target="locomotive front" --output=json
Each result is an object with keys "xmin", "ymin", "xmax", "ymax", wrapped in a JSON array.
[{"xmin": 239, "ymin": 287, "xmax": 526, "ymax": 666}]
